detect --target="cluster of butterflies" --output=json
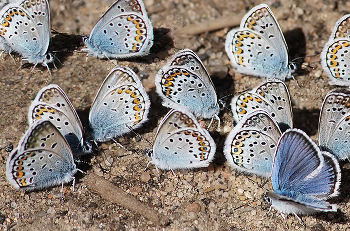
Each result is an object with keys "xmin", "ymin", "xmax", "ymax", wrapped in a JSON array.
[
  {"xmin": 0, "ymin": 0, "xmax": 153, "ymax": 69},
  {"xmin": 3, "ymin": 0, "xmax": 350, "ymax": 223},
  {"xmin": 223, "ymin": 4, "xmax": 350, "ymax": 219},
  {"xmin": 5, "ymin": 48, "xmax": 221, "ymax": 190}
]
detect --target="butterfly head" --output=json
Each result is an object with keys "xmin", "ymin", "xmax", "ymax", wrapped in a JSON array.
[
  {"xmin": 145, "ymin": 148, "xmax": 153, "ymax": 158},
  {"xmin": 288, "ymin": 62, "xmax": 297, "ymax": 74}
]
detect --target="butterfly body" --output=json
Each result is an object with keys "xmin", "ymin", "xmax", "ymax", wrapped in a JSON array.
[
  {"xmin": 149, "ymin": 109, "xmax": 216, "ymax": 170},
  {"xmin": 0, "ymin": 0, "xmax": 53, "ymax": 66},
  {"xmin": 6, "ymin": 121, "xmax": 77, "ymax": 191},
  {"xmin": 28, "ymin": 84, "xmax": 88, "ymax": 158},
  {"xmin": 321, "ymin": 14, "xmax": 350, "ymax": 86},
  {"xmin": 89, "ymin": 66, "xmax": 150, "ymax": 142},
  {"xmin": 83, "ymin": 0, "xmax": 153, "ymax": 59},
  {"xmin": 224, "ymin": 110, "xmax": 281, "ymax": 177},
  {"xmin": 225, "ymin": 4, "xmax": 294, "ymax": 80},
  {"xmin": 155, "ymin": 49, "xmax": 220, "ymax": 120},
  {"xmin": 267, "ymin": 129, "xmax": 341, "ymax": 214}
]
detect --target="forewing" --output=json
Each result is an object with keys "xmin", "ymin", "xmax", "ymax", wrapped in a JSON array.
[
  {"xmin": 0, "ymin": 0, "xmax": 50, "ymax": 58},
  {"xmin": 319, "ymin": 89, "xmax": 350, "ymax": 160},
  {"xmin": 89, "ymin": 67, "xmax": 150, "ymax": 142},
  {"xmin": 224, "ymin": 110, "xmax": 281, "ymax": 177},
  {"xmin": 329, "ymin": 14, "xmax": 350, "ymax": 39},
  {"xmin": 28, "ymin": 85, "xmax": 84, "ymax": 147},
  {"xmin": 6, "ymin": 121, "xmax": 76, "ymax": 190},
  {"xmin": 155, "ymin": 49, "xmax": 219, "ymax": 119},
  {"xmin": 321, "ymin": 38, "xmax": 350, "ymax": 86},
  {"xmin": 152, "ymin": 127, "xmax": 215, "ymax": 170},
  {"xmin": 231, "ymin": 80, "xmax": 292, "ymax": 130},
  {"xmin": 272, "ymin": 129, "xmax": 339, "ymax": 199}
]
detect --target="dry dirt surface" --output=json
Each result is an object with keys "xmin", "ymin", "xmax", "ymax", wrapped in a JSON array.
[{"xmin": 1, "ymin": 0, "xmax": 350, "ymax": 230}]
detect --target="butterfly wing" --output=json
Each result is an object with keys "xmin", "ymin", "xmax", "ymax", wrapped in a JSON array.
[
  {"xmin": 329, "ymin": 14, "xmax": 350, "ymax": 39},
  {"xmin": 0, "ymin": 0, "xmax": 51, "ymax": 63},
  {"xmin": 151, "ymin": 109, "xmax": 216, "ymax": 170},
  {"xmin": 319, "ymin": 89, "xmax": 350, "ymax": 160},
  {"xmin": 268, "ymin": 129, "xmax": 340, "ymax": 214},
  {"xmin": 321, "ymin": 38, "xmax": 350, "ymax": 86},
  {"xmin": 155, "ymin": 49, "xmax": 219, "ymax": 119},
  {"xmin": 224, "ymin": 110, "xmax": 281, "ymax": 177},
  {"xmin": 6, "ymin": 121, "xmax": 77, "ymax": 191},
  {"xmin": 225, "ymin": 4, "xmax": 291, "ymax": 79},
  {"xmin": 28, "ymin": 84, "xmax": 85, "ymax": 156},
  {"xmin": 85, "ymin": 0, "xmax": 153, "ymax": 58},
  {"xmin": 89, "ymin": 67, "xmax": 150, "ymax": 142},
  {"xmin": 231, "ymin": 80, "xmax": 293, "ymax": 131}
]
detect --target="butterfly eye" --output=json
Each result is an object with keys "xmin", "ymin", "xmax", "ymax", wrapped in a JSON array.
[
  {"xmin": 262, "ymin": 194, "xmax": 271, "ymax": 203},
  {"xmin": 144, "ymin": 149, "xmax": 153, "ymax": 157},
  {"xmin": 288, "ymin": 62, "xmax": 297, "ymax": 72}
]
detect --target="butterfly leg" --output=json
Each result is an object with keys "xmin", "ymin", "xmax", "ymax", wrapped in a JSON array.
[
  {"xmin": 6, "ymin": 49, "xmax": 16, "ymax": 64},
  {"xmin": 144, "ymin": 161, "xmax": 152, "ymax": 172},
  {"xmin": 293, "ymin": 212, "xmax": 305, "ymax": 227},
  {"xmin": 42, "ymin": 62, "xmax": 52, "ymax": 75},
  {"xmin": 279, "ymin": 212, "xmax": 289, "ymax": 229},
  {"xmin": 215, "ymin": 114, "xmax": 221, "ymax": 132},
  {"xmin": 112, "ymin": 138, "xmax": 130, "ymax": 151},
  {"xmin": 61, "ymin": 181, "xmax": 65, "ymax": 201},
  {"xmin": 171, "ymin": 169, "xmax": 177, "ymax": 178}
]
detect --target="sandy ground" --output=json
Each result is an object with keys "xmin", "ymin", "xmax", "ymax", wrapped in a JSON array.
[{"xmin": 1, "ymin": 0, "xmax": 350, "ymax": 230}]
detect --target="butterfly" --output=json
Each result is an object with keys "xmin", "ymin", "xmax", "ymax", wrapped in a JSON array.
[
  {"xmin": 321, "ymin": 14, "xmax": 350, "ymax": 86},
  {"xmin": 83, "ymin": 0, "xmax": 153, "ymax": 59},
  {"xmin": 28, "ymin": 84, "xmax": 89, "ymax": 158},
  {"xmin": 224, "ymin": 110, "xmax": 281, "ymax": 178},
  {"xmin": 0, "ymin": 0, "xmax": 53, "ymax": 67},
  {"xmin": 147, "ymin": 109, "xmax": 216, "ymax": 170},
  {"xmin": 155, "ymin": 49, "xmax": 221, "ymax": 123},
  {"xmin": 6, "ymin": 120, "xmax": 79, "ymax": 191},
  {"xmin": 231, "ymin": 80, "xmax": 293, "ymax": 132},
  {"xmin": 225, "ymin": 3, "xmax": 296, "ymax": 80},
  {"xmin": 318, "ymin": 88, "xmax": 350, "ymax": 160},
  {"xmin": 89, "ymin": 66, "xmax": 150, "ymax": 142},
  {"xmin": 265, "ymin": 128, "xmax": 341, "ymax": 215}
]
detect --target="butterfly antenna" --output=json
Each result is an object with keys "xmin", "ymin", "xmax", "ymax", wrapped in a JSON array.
[
  {"xmin": 232, "ymin": 198, "xmax": 260, "ymax": 211},
  {"xmin": 243, "ymin": 174, "xmax": 269, "ymax": 191},
  {"xmin": 126, "ymin": 125, "xmax": 153, "ymax": 147},
  {"xmin": 52, "ymin": 53, "xmax": 62, "ymax": 66}
]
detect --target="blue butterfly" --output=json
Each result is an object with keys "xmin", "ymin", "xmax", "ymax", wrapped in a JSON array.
[{"xmin": 265, "ymin": 129, "xmax": 341, "ymax": 216}]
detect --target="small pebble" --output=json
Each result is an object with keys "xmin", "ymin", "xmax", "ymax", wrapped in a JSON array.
[
  {"xmin": 129, "ymin": 186, "xmax": 142, "ymax": 196},
  {"xmin": 47, "ymin": 207, "xmax": 56, "ymax": 215},
  {"xmin": 140, "ymin": 172, "xmax": 151, "ymax": 182},
  {"xmin": 314, "ymin": 69, "xmax": 322, "ymax": 78},
  {"xmin": 187, "ymin": 202, "xmax": 201, "ymax": 212}
]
